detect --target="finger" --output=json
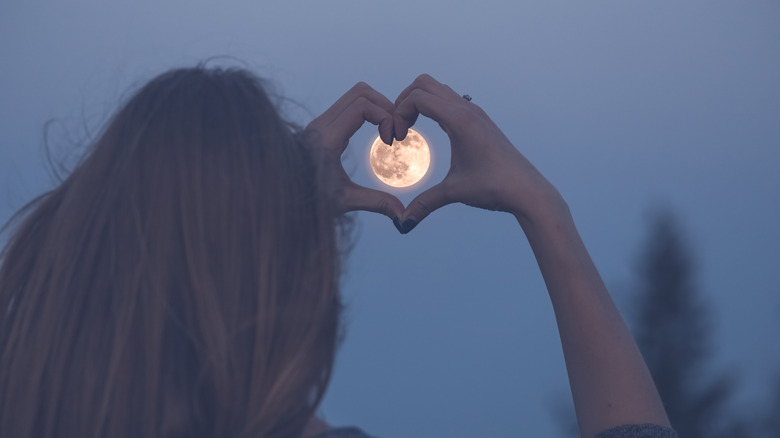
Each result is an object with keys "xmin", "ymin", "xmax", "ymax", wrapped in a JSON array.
[
  {"xmin": 314, "ymin": 82, "xmax": 394, "ymax": 132},
  {"xmin": 393, "ymin": 88, "xmax": 457, "ymax": 141},
  {"xmin": 328, "ymin": 96, "xmax": 394, "ymax": 149},
  {"xmin": 395, "ymin": 74, "xmax": 461, "ymax": 109},
  {"xmin": 341, "ymin": 183, "xmax": 405, "ymax": 220},
  {"xmin": 399, "ymin": 181, "xmax": 453, "ymax": 234},
  {"xmin": 394, "ymin": 75, "xmax": 468, "ymax": 141}
]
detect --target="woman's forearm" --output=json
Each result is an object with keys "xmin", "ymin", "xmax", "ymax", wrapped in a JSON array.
[
  {"xmin": 389, "ymin": 74, "xmax": 671, "ymax": 436},
  {"xmin": 516, "ymin": 196, "xmax": 671, "ymax": 437}
]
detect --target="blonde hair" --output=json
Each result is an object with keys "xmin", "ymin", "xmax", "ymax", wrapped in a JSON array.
[{"xmin": 0, "ymin": 67, "xmax": 343, "ymax": 438}]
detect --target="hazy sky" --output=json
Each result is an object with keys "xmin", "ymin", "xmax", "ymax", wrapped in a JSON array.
[{"xmin": 2, "ymin": 2, "xmax": 779, "ymax": 436}]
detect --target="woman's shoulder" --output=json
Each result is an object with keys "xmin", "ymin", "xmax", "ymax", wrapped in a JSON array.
[
  {"xmin": 311, "ymin": 424, "xmax": 677, "ymax": 438},
  {"xmin": 594, "ymin": 424, "xmax": 678, "ymax": 438},
  {"xmin": 311, "ymin": 427, "xmax": 376, "ymax": 438}
]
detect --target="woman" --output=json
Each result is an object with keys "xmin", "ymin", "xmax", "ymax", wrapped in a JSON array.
[{"xmin": 0, "ymin": 67, "xmax": 675, "ymax": 437}]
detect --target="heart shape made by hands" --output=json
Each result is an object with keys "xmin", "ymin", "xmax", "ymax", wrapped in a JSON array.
[{"xmin": 306, "ymin": 74, "xmax": 535, "ymax": 235}]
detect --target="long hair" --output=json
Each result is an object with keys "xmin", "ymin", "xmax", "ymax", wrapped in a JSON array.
[{"xmin": 0, "ymin": 67, "xmax": 343, "ymax": 438}]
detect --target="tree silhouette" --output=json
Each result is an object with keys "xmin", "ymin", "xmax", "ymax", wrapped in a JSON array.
[
  {"xmin": 633, "ymin": 209, "xmax": 747, "ymax": 438},
  {"xmin": 764, "ymin": 376, "xmax": 780, "ymax": 437},
  {"xmin": 760, "ymin": 311, "xmax": 780, "ymax": 438},
  {"xmin": 551, "ymin": 208, "xmax": 767, "ymax": 437}
]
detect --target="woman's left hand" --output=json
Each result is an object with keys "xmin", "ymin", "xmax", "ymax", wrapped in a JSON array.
[{"xmin": 303, "ymin": 82, "xmax": 405, "ymax": 223}]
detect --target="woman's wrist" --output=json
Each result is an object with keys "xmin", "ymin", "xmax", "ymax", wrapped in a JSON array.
[{"xmin": 509, "ymin": 182, "xmax": 571, "ymax": 231}]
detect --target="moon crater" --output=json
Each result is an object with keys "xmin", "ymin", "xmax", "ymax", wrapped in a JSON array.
[{"xmin": 369, "ymin": 129, "xmax": 430, "ymax": 188}]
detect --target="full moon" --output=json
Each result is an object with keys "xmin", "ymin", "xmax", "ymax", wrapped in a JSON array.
[{"xmin": 369, "ymin": 129, "xmax": 431, "ymax": 188}]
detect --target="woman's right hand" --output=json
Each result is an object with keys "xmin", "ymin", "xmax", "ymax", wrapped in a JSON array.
[
  {"xmin": 394, "ymin": 76, "xmax": 674, "ymax": 437},
  {"xmin": 392, "ymin": 74, "xmax": 565, "ymax": 233},
  {"xmin": 394, "ymin": 76, "xmax": 673, "ymax": 437}
]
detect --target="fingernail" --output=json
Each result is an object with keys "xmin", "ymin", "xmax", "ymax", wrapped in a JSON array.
[
  {"xmin": 401, "ymin": 219, "xmax": 418, "ymax": 234},
  {"xmin": 392, "ymin": 217, "xmax": 404, "ymax": 233}
]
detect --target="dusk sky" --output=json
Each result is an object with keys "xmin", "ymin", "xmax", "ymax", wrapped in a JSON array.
[{"xmin": 2, "ymin": 2, "xmax": 779, "ymax": 436}]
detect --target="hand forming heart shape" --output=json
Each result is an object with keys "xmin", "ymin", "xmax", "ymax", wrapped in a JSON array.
[{"xmin": 303, "ymin": 74, "xmax": 560, "ymax": 234}]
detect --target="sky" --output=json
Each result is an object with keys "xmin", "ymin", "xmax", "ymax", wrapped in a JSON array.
[{"xmin": 1, "ymin": 1, "xmax": 779, "ymax": 436}]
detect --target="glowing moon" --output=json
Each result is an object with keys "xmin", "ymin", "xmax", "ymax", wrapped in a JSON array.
[{"xmin": 369, "ymin": 129, "xmax": 431, "ymax": 188}]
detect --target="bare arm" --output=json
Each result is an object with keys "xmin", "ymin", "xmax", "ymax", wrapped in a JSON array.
[
  {"xmin": 517, "ymin": 197, "xmax": 670, "ymax": 437},
  {"xmin": 394, "ymin": 74, "xmax": 671, "ymax": 437}
]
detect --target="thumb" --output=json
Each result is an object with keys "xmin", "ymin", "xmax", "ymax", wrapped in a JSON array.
[
  {"xmin": 399, "ymin": 182, "xmax": 452, "ymax": 234},
  {"xmin": 342, "ymin": 183, "xmax": 405, "ymax": 221}
]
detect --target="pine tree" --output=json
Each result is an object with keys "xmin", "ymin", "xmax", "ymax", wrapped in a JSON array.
[
  {"xmin": 764, "ymin": 376, "xmax": 780, "ymax": 437},
  {"xmin": 633, "ymin": 210, "xmax": 744, "ymax": 438},
  {"xmin": 551, "ymin": 209, "xmax": 761, "ymax": 437}
]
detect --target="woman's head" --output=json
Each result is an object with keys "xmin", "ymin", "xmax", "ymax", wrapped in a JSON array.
[{"xmin": 0, "ymin": 67, "xmax": 342, "ymax": 438}]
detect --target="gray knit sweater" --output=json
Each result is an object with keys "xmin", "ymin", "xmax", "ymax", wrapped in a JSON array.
[{"xmin": 311, "ymin": 424, "xmax": 677, "ymax": 438}]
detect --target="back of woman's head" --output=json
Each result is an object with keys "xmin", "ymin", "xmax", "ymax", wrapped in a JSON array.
[{"xmin": 0, "ymin": 67, "xmax": 342, "ymax": 438}]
